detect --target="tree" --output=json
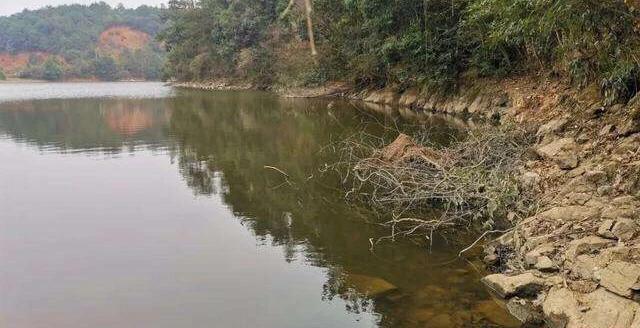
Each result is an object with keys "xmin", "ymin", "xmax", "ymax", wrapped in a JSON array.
[
  {"xmin": 95, "ymin": 56, "xmax": 118, "ymax": 81},
  {"xmin": 42, "ymin": 58, "xmax": 63, "ymax": 81},
  {"xmin": 0, "ymin": 69, "xmax": 6, "ymax": 80}
]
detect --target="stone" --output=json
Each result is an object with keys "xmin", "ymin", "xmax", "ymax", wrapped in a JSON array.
[
  {"xmin": 472, "ymin": 299, "xmax": 521, "ymax": 328},
  {"xmin": 535, "ymin": 256, "xmax": 557, "ymax": 272},
  {"xmin": 538, "ymin": 205, "xmax": 600, "ymax": 222},
  {"xmin": 599, "ymin": 124, "xmax": 616, "ymax": 136},
  {"xmin": 344, "ymin": 273, "xmax": 397, "ymax": 297},
  {"xmin": 410, "ymin": 308, "xmax": 436, "ymax": 322},
  {"xmin": 584, "ymin": 170, "xmax": 607, "ymax": 184},
  {"xmin": 521, "ymin": 171, "xmax": 541, "ymax": 189},
  {"xmin": 611, "ymin": 218, "xmax": 639, "ymax": 242},
  {"xmin": 426, "ymin": 314, "xmax": 454, "ymax": 328},
  {"xmin": 524, "ymin": 244, "xmax": 555, "ymax": 266},
  {"xmin": 542, "ymin": 287, "xmax": 582, "ymax": 328},
  {"xmin": 565, "ymin": 236, "xmax": 615, "ymax": 261},
  {"xmin": 481, "ymin": 272, "xmax": 547, "ymax": 298},
  {"xmin": 619, "ymin": 119, "xmax": 640, "ymax": 137},
  {"xmin": 598, "ymin": 261, "xmax": 640, "ymax": 298},
  {"xmin": 597, "ymin": 219, "xmax": 616, "ymax": 239},
  {"xmin": 537, "ymin": 118, "xmax": 568, "ymax": 137},
  {"xmin": 582, "ymin": 288, "xmax": 640, "ymax": 328},
  {"xmin": 536, "ymin": 137, "xmax": 579, "ymax": 169}
]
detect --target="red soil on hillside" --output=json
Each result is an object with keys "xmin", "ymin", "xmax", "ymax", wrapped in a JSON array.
[{"xmin": 97, "ymin": 26, "xmax": 151, "ymax": 56}]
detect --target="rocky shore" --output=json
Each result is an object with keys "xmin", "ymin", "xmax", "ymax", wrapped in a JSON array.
[
  {"xmin": 170, "ymin": 78, "xmax": 640, "ymax": 327},
  {"xmin": 355, "ymin": 78, "xmax": 640, "ymax": 328}
]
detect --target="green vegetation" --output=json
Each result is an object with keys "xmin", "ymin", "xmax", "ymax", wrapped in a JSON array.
[
  {"xmin": 160, "ymin": 0, "xmax": 640, "ymax": 102},
  {"xmin": 0, "ymin": 3, "xmax": 165, "ymax": 80},
  {"xmin": 0, "ymin": 69, "xmax": 5, "ymax": 80}
]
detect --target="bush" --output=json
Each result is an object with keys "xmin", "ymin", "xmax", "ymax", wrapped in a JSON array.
[{"xmin": 0, "ymin": 69, "xmax": 5, "ymax": 80}]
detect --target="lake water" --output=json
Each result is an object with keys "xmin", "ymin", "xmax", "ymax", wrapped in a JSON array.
[{"xmin": 0, "ymin": 82, "xmax": 519, "ymax": 328}]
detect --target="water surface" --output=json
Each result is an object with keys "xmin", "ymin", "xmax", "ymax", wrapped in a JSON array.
[{"xmin": 0, "ymin": 83, "xmax": 519, "ymax": 328}]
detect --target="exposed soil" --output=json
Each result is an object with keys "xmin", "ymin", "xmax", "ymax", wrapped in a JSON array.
[{"xmin": 97, "ymin": 26, "xmax": 151, "ymax": 57}]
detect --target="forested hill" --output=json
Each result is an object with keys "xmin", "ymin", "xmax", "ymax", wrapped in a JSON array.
[
  {"xmin": 160, "ymin": 0, "xmax": 640, "ymax": 104},
  {"xmin": 0, "ymin": 3, "xmax": 165, "ymax": 81}
]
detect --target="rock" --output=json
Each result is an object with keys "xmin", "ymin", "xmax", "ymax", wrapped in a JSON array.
[
  {"xmin": 599, "ymin": 124, "xmax": 616, "ymax": 136},
  {"xmin": 410, "ymin": 308, "xmax": 436, "ymax": 322},
  {"xmin": 525, "ymin": 244, "xmax": 555, "ymax": 266},
  {"xmin": 472, "ymin": 299, "xmax": 521, "ymax": 328},
  {"xmin": 482, "ymin": 272, "xmax": 547, "ymax": 298},
  {"xmin": 566, "ymin": 236, "xmax": 615, "ymax": 261},
  {"xmin": 597, "ymin": 219, "xmax": 616, "ymax": 239},
  {"xmin": 584, "ymin": 170, "xmax": 607, "ymax": 184},
  {"xmin": 598, "ymin": 261, "xmax": 640, "ymax": 298},
  {"xmin": 542, "ymin": 287, "xmax": 582, "ymax": 328},
  {"xmin": 536, "ymin": 137, "xmax": 580, "ymax": 169},
  {"xmin": 538, "ymin": 205, "xmax": 600, "ymax": 222},
  {"xmin": 544, "ymin": 287, "xmax": 640, "ymax": 328},
  {"xmin": 425, "ymin": 313, "xmax": 454, "ymax": 328},
  {"xmin": 535, "ymin": 256, "xmax": 557, "ymax": 272},
  {"xmin": 537, "ymin": 118, "xmax": 568, "ymax": 137},
  {"xmin": 344, "ymin": 274, "xmax": 397, "ymax": 297},
  {"xmin": 619, "ymin": 119, "xmax": 640, "ymax": 137},
  {"xmin": 611, "ymin": 218, "xmax": 639, "ymax": 242},
  {"xmin": 521, "ymin": 171, "xmax": 541, "ymax": 189},
  {"xmin": 378, "ymin": 134, "xmax": 443, "ymax": 167}
]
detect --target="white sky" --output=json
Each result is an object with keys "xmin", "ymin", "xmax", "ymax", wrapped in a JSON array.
[{"xmin": 0, "ymin": 1, "xmax": 166, "ymax": 16}]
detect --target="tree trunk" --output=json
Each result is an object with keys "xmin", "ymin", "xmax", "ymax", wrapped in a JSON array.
[{"xmin": 303, "ymin": 0, "xmax": 318, "ymax": 60}]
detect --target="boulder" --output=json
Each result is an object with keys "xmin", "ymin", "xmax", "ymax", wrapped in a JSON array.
[
  {"xmin": 536, "ymin": 137, "xmax": 579, "ymax": 169},
  {"xmin": 611, "ymin": 218, "xmax": 639, "ymax": 242},
  {"xmin": 537, "ymin": 118, "xmax": 568, "ymax": 137},
  {"xmin": 598, "ymin": 261, "xmax": 640, "ymax": 298},
  {"xmin": 472, "ymin": 299, "xmax": 521, "ymax": 328},
  {"xmin": 597, "ymin": 220, "xmax": 616, "ymax": 239},
  {"xmin": 482, "ymin": 272, "xmax": 547, "ymax": 298},
  {"xmin": 535, "ymin": 256, "xmax": 557, "ymax": 272},
  {"xmin": 378, "ymin": 134, "xmax": 444, "ymax": 168},
  {"xmin": 543, "ymin": 287, "xmax": 640, "ymax": 328},
  {"xmin": 565, "ymin": 236, "xmax": 615, "ymax": 261},
  {"xmin": 538, "ymin": 205, "xmax": 600, "ymax": 222},
  {"xmin": 344, "ymin": 273, "xmax": 397, "ymax": 297}
]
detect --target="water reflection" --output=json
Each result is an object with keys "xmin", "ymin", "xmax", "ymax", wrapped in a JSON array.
[{"xmin": 0, "ymin": 86, "xmax": 519, "ymax": 328}]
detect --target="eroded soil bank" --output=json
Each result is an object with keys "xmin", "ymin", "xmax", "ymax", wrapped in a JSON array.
[{"xmin": 173, "ymin": 77, "xmax": 640, "ymax": 327}]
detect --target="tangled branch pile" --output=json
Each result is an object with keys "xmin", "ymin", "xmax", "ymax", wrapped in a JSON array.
[{"xmin": 336, "ymin": 125, "xmax": 536, "ymax": 238}]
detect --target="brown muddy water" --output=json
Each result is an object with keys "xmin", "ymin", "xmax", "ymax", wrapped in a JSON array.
[{"xmin": 0, "ymin": 83, "xmax": 520, "ymax": 328}]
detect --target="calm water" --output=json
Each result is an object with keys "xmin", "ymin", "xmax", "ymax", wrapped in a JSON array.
[{"xmin": 0, "ymin": 83, "xmax": 519, "ymax": 328}]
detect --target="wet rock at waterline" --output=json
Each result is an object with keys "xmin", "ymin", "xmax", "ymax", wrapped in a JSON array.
[{"xmin": 343, "ymin": 273, "xmax": 398, "ymax": 297}]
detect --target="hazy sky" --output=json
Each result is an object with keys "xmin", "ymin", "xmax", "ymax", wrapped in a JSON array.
[{"xmin": 0, "ymin": 1, "xmax": 166, "ymax": 16}]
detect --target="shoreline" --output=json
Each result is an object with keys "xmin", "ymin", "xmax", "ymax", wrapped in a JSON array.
[{"xmin": 174, "ymin": 79, "xmax": 640, "ymax": 327}]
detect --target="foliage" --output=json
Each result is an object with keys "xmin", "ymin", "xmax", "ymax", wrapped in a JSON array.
[
  {"xmin": 42, "ymin": 58, "xmax": 63, "ymax": 81},
  {"xmin": 0, "ymin": 69, "xmax": 5, "ymax": 80},
  {"xmin": 160, "ymin": 0, "xmax": 640, "ymax": 102},
  {"xmin": 0, "ymin": 3, "xmax": 166, "ymax": 81}
]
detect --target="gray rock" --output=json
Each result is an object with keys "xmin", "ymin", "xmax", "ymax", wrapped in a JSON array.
[
  {"xmin": 536, "ymin": 137, "xmax": 579, "ymax": 169},
  {"xmin": 482, "ymin": 272, "xmax": 547, "ymax": 298}
]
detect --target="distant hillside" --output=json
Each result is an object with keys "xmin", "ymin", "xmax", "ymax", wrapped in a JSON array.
[{"xmin": 0, "ymin": 3, "xmax": 165, "ymax": 81}]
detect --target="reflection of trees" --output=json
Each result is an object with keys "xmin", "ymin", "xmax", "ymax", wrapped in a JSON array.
[
  {"xmin": 0, "ymin": 98, "xmax": 170, "ymax": 153},
  {"xmin": 168, "ymin": 91, "xmax": 500, "ymax": 328}
]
